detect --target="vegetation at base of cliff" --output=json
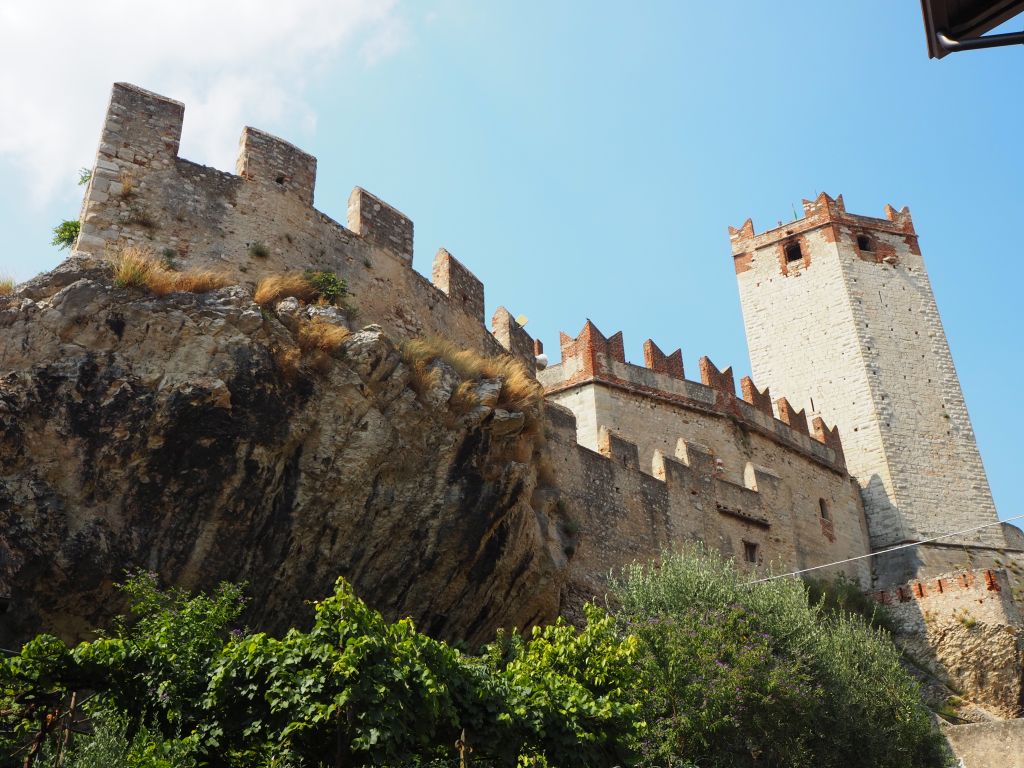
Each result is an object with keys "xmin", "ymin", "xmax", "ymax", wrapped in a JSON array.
[
  {"xmin": 254, "ymin": 271, "xmax": 348, "ymax": 308},
  {"xmin": 401, "ymin": 337, "xmax": 543, "ymax": 416},
  {"xmin": 112, "ymin": 248, "xmax": 232, "ymax": 296},
  {"xmin": 50, "ymin": 219, "xmax": 80, "ymax": 251},
  {"xmin": 612, "ymin": 547, "xmax": 951, "ymax": 768},
  {"xmin": 2, "ymin": 553, "xmax": 950, "ymax": 768},
  {"xmin": 1, "ymin": 573, "xmax": 639, "ymax": 768}
]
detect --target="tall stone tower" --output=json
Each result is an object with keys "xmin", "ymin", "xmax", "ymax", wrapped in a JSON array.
[{"xmin": 730, "ymin": 193, "xmax": 1002, "ymax": 575}]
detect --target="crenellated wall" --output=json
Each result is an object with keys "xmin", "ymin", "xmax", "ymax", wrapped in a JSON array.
[
  {"xmin": 541, "ymin": 402, "xmax": 871, "ymax": 604},
  {"xmin": 74, "ymin": 83, "xmax": 531, "ymax": 359},
  {"xmin": 540, "ymin": 321, "xmax": 871, "ymax": 586}
]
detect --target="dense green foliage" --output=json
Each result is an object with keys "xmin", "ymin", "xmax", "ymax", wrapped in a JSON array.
[
  {"xmin": 3, "ymin": 552, "xmax": 952, "ymax": 768},
  {"xmin": 1, "ymin": 574, "xmax": 638, "ymax": 768},
  {"xmin": 804, "ymin": 573, "xmax": 894, "ymax": 631},
  {"xmin": 612, "ymin": 548, "xmax": 951, "ymax": 768},
  {"xmin": 50, "ymin": 219, "xmax": 80, "ymax": 250}
]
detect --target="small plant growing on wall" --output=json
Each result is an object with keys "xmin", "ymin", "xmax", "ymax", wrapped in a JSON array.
[
  {"xmin": 50, "ymin": 219, "xmax": 80, "ymax": 250},
  {"xmin": 305, "ymin": 270, "xmax": 347, "ymax": 304},
  {"xmin": 248, "ymin": 241, "xmax": 270, "ymax": 258}
]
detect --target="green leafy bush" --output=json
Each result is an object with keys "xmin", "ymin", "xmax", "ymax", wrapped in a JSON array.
[
  {"xmin": 804, "ymin": 573, "xmax": 893, "ymax": 631},
  {"xmin": 51, "ymin": 219, "xmax": 80, "ymax": 250},
  {"xmin": 305, "ymin": 270, "xmax": 347, "ymax": 305},
  {"xmin": 612, "ymin": 547, "xmax": 951, "ymax": 768},
  {"xmin": 1, "ymin": 574, "xmax": 639, "ymax": 768}
]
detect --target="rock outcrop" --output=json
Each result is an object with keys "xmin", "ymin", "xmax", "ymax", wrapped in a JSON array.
[{"xmin": 0, "ymin": 256, "xmax": 568, "ymax": 646}]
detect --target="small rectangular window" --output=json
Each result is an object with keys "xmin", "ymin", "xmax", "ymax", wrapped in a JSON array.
[
  {"xmin": 743, "ymin": 541, "xmax": 759, "ymax": 564},
  {"xmin": 784, "ymin": 242, "xmax": 802, "ymax": 262}
]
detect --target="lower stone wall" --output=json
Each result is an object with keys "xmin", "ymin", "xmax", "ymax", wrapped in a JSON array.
[
  {"xmin": 542, "ymin": 403, "xmax": 871, "ymax": 615},
  {"xmin": 874, "ymin": 569, "xmax": 1024, "ymax": 719},
  {"xmin": 943, "ymin": 719, "xmax": 1024, "ymax": 768}
]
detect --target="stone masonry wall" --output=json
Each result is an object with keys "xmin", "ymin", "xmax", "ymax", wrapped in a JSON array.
[
  {"xmin": 75, "ymin": 83, "xmax": 526, "ymax": 360},
  {"xmin": 540, "ymin": 322, "xmax": 871, "ymax": 587},
  {"xmin": 733, "ymin": 193, "xmax": 1002, "ymax": 552},
  {"xmin": 541, "ymin": 402, "xmax": 870, "ymax": 609},
  {"xmin": 873, "ymin": 569, "xmax": 1024, "ymax": 719}
]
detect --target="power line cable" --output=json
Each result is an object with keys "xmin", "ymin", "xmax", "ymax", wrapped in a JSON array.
[{"xmin": 746, "ymin": 512, "xmax": 1024, "ymax": 585}]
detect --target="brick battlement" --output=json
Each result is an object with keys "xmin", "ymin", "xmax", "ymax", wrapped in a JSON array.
[
  {"xmin": 729, "ymin": 192, "xmax": 920, "ymax": 274},
  {"xmin": 539, "ymin": 320, "xmax": 847, "ymax": 473},
  {"xmin": 870, "ymin": 568, "xmax": 1008, "ymax": 606},
  {"xmin": 74, "ymin": 82, "xmax": 536, "ymax": 363}
]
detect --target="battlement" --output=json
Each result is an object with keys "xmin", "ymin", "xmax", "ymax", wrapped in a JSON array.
[
  {"xmin": 545, "ymin": 406, "xmax": 870, "ymax": 588},
  {"xmin": 728, "ymin": 192, "xmax": 920, "ymax": 273},
  {"xmin": 870, "ymin": 568, "xmax": 1008, "ymax": 606},
  {"xmin": 74, "ymin": 82, "xmax": 542, "ymax": 362},
  {"xmin": 539, "ymin": 320, "xmax": 847, "ymax": 473}
]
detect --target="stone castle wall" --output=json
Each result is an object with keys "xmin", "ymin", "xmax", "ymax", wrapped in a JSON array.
[
  {"xmin": 542, "ymin": 401, "xmax": 871, "ymax": 603},
  {"xmin": 68, "ymin": 83, "xmax": 1018, "ymax": 604},
  {"xmin": 732, "ymin": 193, "xmax": 1002, "ymax": 552},
  {"xmin": 75, "ymin": 83, "xmax": 529, "ymax": 363},
  {"xmin": 873, "ymin": 568, "xmax": 1024, "ymax": 719},
  {"xmin": 539, "ymin": 322, "xmax": 871, "ymax": 589}
]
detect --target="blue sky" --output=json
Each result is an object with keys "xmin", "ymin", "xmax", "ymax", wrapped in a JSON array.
[{"xmin": 1, "ymin": 1, "xmax": 1021, "ymax": 524}]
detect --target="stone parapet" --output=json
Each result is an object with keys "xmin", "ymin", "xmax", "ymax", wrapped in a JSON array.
[{"xmin": 540, "ymin": 320, "xmax": 847, "ymax": 473}]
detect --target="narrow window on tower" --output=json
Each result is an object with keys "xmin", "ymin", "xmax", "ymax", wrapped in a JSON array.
[
  {"xmin": 819, "ymin": 498, "xmax": 831, "ymax": 521},
  {"xmin": 784, "ymin": 241, "xmax": 802, "ymax": 263},
  {"xmin": 857, "ymin": 234, "xmax": 873, "ymax": 251}
]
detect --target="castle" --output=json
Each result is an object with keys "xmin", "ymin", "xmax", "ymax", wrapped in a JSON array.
[{"xmin": 72, "ymin": 82, "xmax": 1023, "ymax": 617}]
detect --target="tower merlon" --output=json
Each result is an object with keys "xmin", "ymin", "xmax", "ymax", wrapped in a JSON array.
[
  {"xmin": 642, "ymin": 339, "xmax": 684, "ymax": 380},
  {"xmin": 598, "ymin": 426, "xmax": 640, "ymax": 470},
  {"xmin": 728, "ymin": 191, "xmax": 918, "ymax": 260},
  {"xmin": 236, "ymin": 127, "xmax": 317, "ymax": 206},
  {"xmin": 699, "ymin": 356, "xmax": 735, "ymax": 398},
  {"xmin": 740, "ymin": 376, "xmax": 772, "ymax": 417},
  {"xmin": 347, "ymin": 187, "xmax": 414, "ymax": 265},
  {"xmin": 432, "ymin": 248, "xmax": 484, "ymax": 324}
]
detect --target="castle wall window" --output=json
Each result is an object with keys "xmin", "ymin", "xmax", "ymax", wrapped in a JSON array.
[
  {"xmin": 743, "ymin": 541, "xmax": 759, "ymax": 564},
  {"xmin": 819, "ymin": 498, "xmax": 831, "ymax": 521},
  {"xmin": 784, "ymin": 241, "xmax": 803, "ymax": 263},
  {"xmin": 857, "ymin": 234, "xmax": 873, "ymax": 251}
]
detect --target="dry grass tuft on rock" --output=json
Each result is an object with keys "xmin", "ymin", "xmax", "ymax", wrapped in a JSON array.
[
  {"xmin": 112, "ymin": 248, "xmax": 231, "ymax": 297},
  {"xmin": 401, "ymin": 337, "xmax": 543, "ymax": 414},
  {"xmin": 0, "ymin": 277, "xmax": 15, "ymax": 296},
  {"xmin": 254, "ymin": 273, "xmax": 320, "ymax": 307},
  {"xmin": 297, "ymin": 320, "xmax": 351, "ymax": 356}
]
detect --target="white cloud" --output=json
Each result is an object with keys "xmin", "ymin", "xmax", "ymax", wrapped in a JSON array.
[{"xmin": 0, "ymin": 0, "xmax": 409, "ymax": 205}]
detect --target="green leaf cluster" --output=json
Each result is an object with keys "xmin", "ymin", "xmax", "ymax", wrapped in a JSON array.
[
  {"xmin": 1, "ymin": 574, "xmax": 639, "ymax": 768},
  {"xmin": 304, "ymin": 271, "xmax": 347, "ymax": 306},
  {"xmin": 612, "ymin": 546, "xmax": 953, "ymax": 768},
  {"xmin": 50, "ymin": 219, "xmax": 80, "ymax": 251}
]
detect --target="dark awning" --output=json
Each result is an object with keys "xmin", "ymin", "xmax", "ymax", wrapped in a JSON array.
[{"xmin": 921, "ymin": 0, "xmax": 1024, "ymax": 57}]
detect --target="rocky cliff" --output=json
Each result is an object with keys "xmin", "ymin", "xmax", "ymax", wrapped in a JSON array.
[{"xmin": 0, "ymin": 255, "xmax": 571, "ymax": 646}]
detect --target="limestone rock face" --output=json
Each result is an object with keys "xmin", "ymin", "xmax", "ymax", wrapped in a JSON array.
[
  {"xmin": 898, "ymin": 616, "xmax": 1024, "ymax": 720},
  {"xmin": 0, "ymin": 257, "xmax": 565, "ymax": 646}
]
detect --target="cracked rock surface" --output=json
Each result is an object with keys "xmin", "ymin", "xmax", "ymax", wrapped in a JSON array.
[{"xmin": 0, "ymin": 256, "xmax": 565, "ymax": 646}]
